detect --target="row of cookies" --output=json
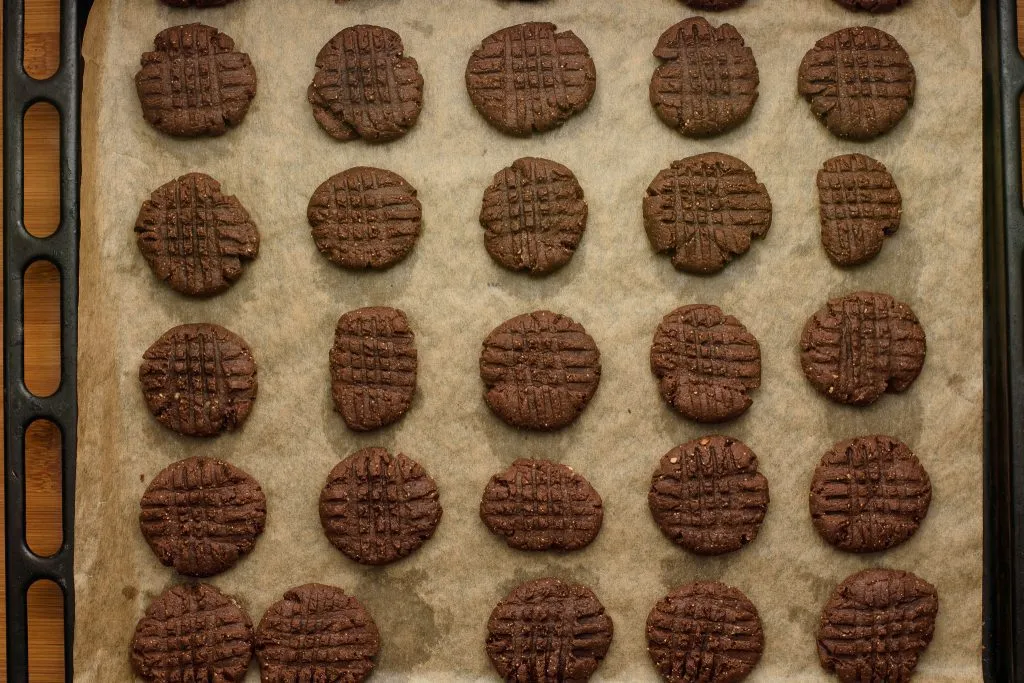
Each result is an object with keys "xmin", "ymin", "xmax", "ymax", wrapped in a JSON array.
[
  {"xmin": 130, "ymin": 571, "xmax": 936, "ymax": 682},
  {"xmin": 138, "ymin": 296, "xmax": 925, "ymax": 442},
  {"xmin": 134, "ymin": 20, "xmax": 915, "ymax": 141},
  {"xmin": 135, "ymin": 151, "xmax": 901, "ymax": 299},
  {"xmin": 137, "ymin": 433, "xmax": 931, "ymax": 581},
  {"xmin": 159, "ymin": 0, "xmax": 910, "ymax": 12}
]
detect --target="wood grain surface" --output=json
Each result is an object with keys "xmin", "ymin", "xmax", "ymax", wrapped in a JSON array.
[{"xmin": 0, "ymin": 1, "xmax": 1010, "ymax": 680}]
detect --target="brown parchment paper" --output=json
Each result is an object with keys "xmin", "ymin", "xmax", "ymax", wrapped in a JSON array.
[{"xmin": 75, "ymin": 0, "xmax": 984, "ymax": 679}]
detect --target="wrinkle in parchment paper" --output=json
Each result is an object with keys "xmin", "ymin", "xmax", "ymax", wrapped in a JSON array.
[{"xmin": 76, "ymin": 0, "xmax": 982, "ymax": 680}]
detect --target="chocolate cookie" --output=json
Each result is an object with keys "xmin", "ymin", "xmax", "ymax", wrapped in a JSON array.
[
  {"xmin": 818, "ymin": 154, "xmax": 902, "ymax": 266},
  {"xmin": 480, "ymin": 157, "xmax": 588, "ymax": 274},
  {"xmin": 487, "ymin": 578, "xmax": 613, "ymax": 681},
  {"xmin": 308, "ymin": 167, "xmax": 421, "ymax": 269},
  {"xmin": 650, "ymin": 18, "xmax": 758, "ymax": 137},
  {"xmin": 810, "ymin": 435, "xmax": 931, "ymax": 553},
  {"xmin": 139, "ymin": 323, "xmax": 258, "ymax": 437},
  {"xmin": 136, "ymin": 24, "xmax": 257, "ymax": 137},
  {"xmin": 319, "ymin": 447, "xmax": 442, "ymax": 565},
  {"xmin": 649, "ymin": 436, "xmax": 769, "ymax": 555},
  {"xmin": 140, "ymin": 456, "xmax": 266, "ymax": 577},
  {"xmin": 308, "ymin": 25, "xmax": 423, "ymax": 142},
  {"xmin": 834, "ymin": 0, "xmax": 909, "ymax": 11},
  {"xmin": 644, "ymin": 154, "xmax": 771, "ymax": 274},
  {"xmin": 131, "ymin": 583, "xmax": 254, "ymax": 683},
  {"xmin": 480, "ymin": 310, "xmax": 601, "ymax": 430},
  {"xmin": 818, "ymin": 569, "xmax": 938, "ymax": 683},
  {"xmin": 650, "ymin": 305, "xmax": 761, "ymax": 423},
  {"xmin": 682, "ymin": 0, "xmax": 746, "ymax": 8},
  {"xmin": 647, "ymin": 581, "xmax": 764, "ymax": 683},
  {"xmin": 798, "ymin": 27, "xmax": 915, "ymax": 140},
  {"xmin": 135, "ymin": 173, "xmax": 260, "ymax": 296},
  {"xmin": 800, "ymin": 292, "xmax": 926, "ymax": 405},
  {"xmin": 466, "ymin": 22, "xmax": 596, "ymax": 136},
  {"xmin": 480, "ymin": 459, "xmax": 603, "ymax": 551},
  {"xmin": 330, "ymin": 307, "xmax": 417, "ymax": 431},
  {"xmin": 256, "ymin": 584, "xmax": 380, "ymax": 683},
  {"xmin": 160, "ymin": 0, "xmax": 238, "ymax": 6}
]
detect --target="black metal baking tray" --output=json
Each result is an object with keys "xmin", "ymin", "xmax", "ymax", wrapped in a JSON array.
[{"xmin": 0, "ymin": 0, "xmax": 1014, "ymax": 679}]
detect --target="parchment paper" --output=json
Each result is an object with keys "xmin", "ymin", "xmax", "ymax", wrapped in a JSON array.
[{"xmin": 75, "ymin": 0, "xmax": 984, "ymax": 679}]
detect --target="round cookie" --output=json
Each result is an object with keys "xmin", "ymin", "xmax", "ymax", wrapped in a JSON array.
[
  {"xmin": 256, "ymin": 584, "xmax": 380, "ymax": 683},
  {"xmin": 647, "ymin": 581, "xmax": 764, "ymax": 683},
  {"xmin": 139, "ymin": 323, "xmax": 258, "ymax": 437},
  {"xmin": 135, "ymin": 23, "xmax": 257, "ymax": 137},
  {"xmin": 834, "ymin": 0, "xmax": 909, "ymax": 11},
  {"xmin": 140, "ymin": 456, "xmax": 266, "ymax": 577},
  {"xmin": 308, "ymin": 25, "xmax": 423, "ymax": 142},
  {"xmin": 818, "ymin": 569, "xmax": 938, "ymax": 683},
  {"xmin": 650, "ymin": 17, "xmax": 758, "ymax": 137},
  {"xmin": 135, "ymin": 173, "xmax": 260, "ymax": 296},
  {"xmin": 480, "ymin": 459, "xmax": 603, "ymax": 551},
  {"xmin": 810, "ymin": 435, "xmax": 931, "ymax": 553},
  {"xmin": 466, "ymin": 22, "xmax": 596, "ymax": 136},
  {"xmin": 650, "ymin": 304, "xmax": 761, "ymax": 423},
  {"xmin": 818, "ymin": 154, "xmax": 902, "ymax": 266},
  {"xmin": 330, "ymin": 307, "xmax": 417, "ymax": 431},
  {"xmin": 649, "ymin": 436, "xmax": 769, "ymax": 555},
  {"xmin": 487, "ymin": 578, "xmax": 613, "ymax": 682},
  {"xmin": 308, "ymin": 167, "xmax": 421, "ymax": 270},
  {"xmin": 480, "ymin": 157, "xmax": 588, "ymax": 274},
  {"xmin": 644, "ymin": 154, "xmax": 772, "ymax": 274},
  {"xmin": 480, "ymin": 310, "xmax": 602, "ymax": 430},
  {"xmin": 319, "ymin": 447, "xmax": 442, "ymax": 565},
  {"xmin": 798, "ymin": 27, "xmax": 915, "ymax": 140},
  {"xmin": 131, "ymin": 583, "xmax": 254, "ymax": 683},
  {"xmin": 800, "ymin": 292, "xmax": 926, "ymax": 405},
  {"xmin": 682, "ymin": 0, "xmax": 746, "ymax": 8}
]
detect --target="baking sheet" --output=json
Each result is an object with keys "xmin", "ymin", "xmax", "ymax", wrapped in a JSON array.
[{"xmin": 75, "ymin": 0, "xmax": 984, "ymax": 679}]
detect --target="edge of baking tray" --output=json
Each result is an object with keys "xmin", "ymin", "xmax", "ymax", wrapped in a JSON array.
[
  {"xmin": 3, "ymin": 0, "xmax": 89, "ymax": 678},
  {"xmin": 0, "ymin": 0, "xmax": 1013, "ymax": 680},
  {"xmin": 983, "ymin": 0, "xmax": 1024, "ymax": 679}
]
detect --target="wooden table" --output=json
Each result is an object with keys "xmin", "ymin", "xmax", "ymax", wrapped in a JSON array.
[{"xmin": 0, "ymin": 2, "xmax": 1012, "ymax": 679}]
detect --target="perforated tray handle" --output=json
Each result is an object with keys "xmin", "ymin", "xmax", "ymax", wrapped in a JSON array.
[{"xmin": 3, "ymin": 0, "xmax": 87, "ymax": 679}]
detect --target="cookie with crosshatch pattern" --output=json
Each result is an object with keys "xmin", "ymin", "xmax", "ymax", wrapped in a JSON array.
[
  {"xmin": 818, "ymin": 154, "xmax": 902, "ymax": 266},
  {"xmin": 135, "ymin": 23, "xmax": 256, "ymax": 137},
  {"xmin": 308, "ymin": 25, "xmax": 423, "ymax": 142},
  {"xmin": 486, "ymin": 578, "xmax": 613, "ymax": 681},
  {"xmin": 330, "ymin": 307, "xmax": 417, "ymax": 431},
  {"xmin": 139, "ymin": 456, "xmax": 266, "ymax": 577},
  {"xmin": 810, "ymin": 435, "xmax": 931, "ymax": 553},
  {"xmin": 139, "ymin": 323, "xmax": 257, "ymax": 437},
  {"xmin": 650, "ymin": 17, "xmax": 759, "ymax": 137},
  {"xmin": 480, "ymin": 310, "xmax": 601, "ymax": 430},
  {"xmin": 480, "ymin": 459, "xmax": 603, "ymax": 551},
  {"xmin": 818, "ymin": 569, "xmax": 938, "ymax": 682},
  {"xmin": 319, "ymin": 447, "xmax": 441, "ymax": 565},
  {"xmin": 800, "ymin": 292, "xmax": 926, "ymax": 405},
  {"xmin": 466, "ymin": 22, "xmax": 596, "ymax": 136},
  {"xmin": 834, "ymin": 0, "xmax": 909, "ymax": 11},
  {"xmin": 256, "ymin": 584, "xmax": 380, "ymax": 683},
  {"xmin": 644, "ymin": 154, "xmax": 772, "ymax": 274},
  {"xmin": 648, "ymin": 435, "xmax": 769, "ymax": 555},
  {"xmin": 647, "ymin": 581, "xmax": 764, "ymax": 683},
  {"xmin": 650, "ymin": 304, "xmax": 761, "ymax": 423},
  {"xmin": 131, "ymin": 583, "xmax": 254, "ymax": 682},
  {"xmin": 798, "ymin": 26, "xmax": 915, "ymax": 140},
  {"xmin": 308, "ymin": 167, "xmax": 421, "ymax": 270},
  {"xmin": 135, "ymin": 173, "xmax": 259, "ymax": 296},
  {"xmin": 480, "ymin": 157, "xmax": 587, "ymax": 274}
]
